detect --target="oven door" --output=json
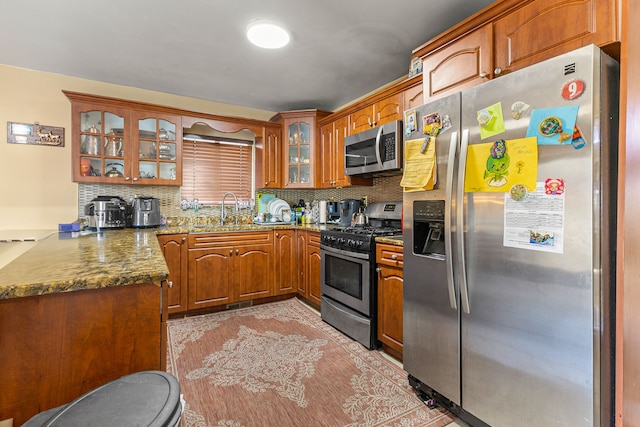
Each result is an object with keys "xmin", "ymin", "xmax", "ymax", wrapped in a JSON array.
[{"xmin": 320, "ymin": 243, "xmax": 371, "ymax": 316}]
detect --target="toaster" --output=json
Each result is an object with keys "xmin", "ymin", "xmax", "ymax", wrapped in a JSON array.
[
  {"xmin": 85, "ymin": 196, "xmax": 130, "ymax": 230},
  {"xmin": 131, "ymin": 196, "xmax": 161, "ymax": 228}
]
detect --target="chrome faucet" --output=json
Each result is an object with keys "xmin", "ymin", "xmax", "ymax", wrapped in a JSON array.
[{"xmin": 221, "ymin": 192, "xmax": 239, "ymax": 225}]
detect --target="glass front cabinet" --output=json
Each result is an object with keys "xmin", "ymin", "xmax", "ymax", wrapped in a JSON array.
[
  {"xmin": 68, "ymin": 93, "xmax": 182, "ymax": 186},
  {"xmin": 132, "ymin": 111, "xmax": 182, "ymax": 185},
  {"xmin": 273, "ymin": 109, "xmax": 330, "ymax": 188},
  {"xmin": 73, "ymin": 104, "xmax": 130, "ymax": 183}
]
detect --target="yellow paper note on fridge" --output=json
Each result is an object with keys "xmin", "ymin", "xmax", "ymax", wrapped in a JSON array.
[
  {"xmin": 464, "ymin": 137, "xmax": 538, "ymax": 192},
  {"xmin": 401, "ymin": 138, "xmax": 437, "ymax": 192}
]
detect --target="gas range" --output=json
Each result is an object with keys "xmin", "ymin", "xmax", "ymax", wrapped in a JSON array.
[
  {"xmin": 320, "ymin": 202, "xmax": 403, "ymax": 255},
  {"xmin": 320, "ymin": 201, "xmax": 402, "ymax": 350},
  {"xmin": 320, "ymin": 226, "xmax": 401, "ymax": 254}
]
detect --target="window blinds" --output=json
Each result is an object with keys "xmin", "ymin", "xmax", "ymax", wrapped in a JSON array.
[{"xmin": 181, "ymin": 138, "xmax": 253, "ymax": 204}]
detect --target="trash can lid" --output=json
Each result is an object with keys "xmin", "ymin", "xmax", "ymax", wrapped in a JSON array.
[{"xmin": 27, "ymin": 371, "xmax": 181, "ymax": 427}]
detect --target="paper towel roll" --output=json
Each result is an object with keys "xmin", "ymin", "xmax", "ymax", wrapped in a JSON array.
[{"xmin": 319, "ymin": 200, "xmax": 327, "ymax": 224}]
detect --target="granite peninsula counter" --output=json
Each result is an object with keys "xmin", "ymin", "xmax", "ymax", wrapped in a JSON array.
[
  {"xmin": 0, "ymin": 229, "xmax": 168, "ymax": 300},
  {"xmin": 0, "ymin": 228, "xmax": 170, "ymax": 426}
]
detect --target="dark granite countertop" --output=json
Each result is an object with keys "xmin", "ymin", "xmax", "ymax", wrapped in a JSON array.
[
  {"xmin": 376, "ymin": 235, "xmax": 404, "ymax": 247},
  {"xmin": 0, "ymin": 229, "xmax": 168, "ymax": 300},
  {"xmin": 156, "ymin": 223, "xmax": 328, "ymax": 235},
  {"xmin": 0, "ymin": 223, "xmax": 336, "ymax": 300}
]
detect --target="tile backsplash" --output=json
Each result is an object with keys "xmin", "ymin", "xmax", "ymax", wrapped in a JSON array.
[{"xmin": 78, "ymin": 175, "xmax": 403, "ymax": 219}]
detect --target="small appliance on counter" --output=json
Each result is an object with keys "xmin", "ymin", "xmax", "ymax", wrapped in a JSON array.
[
  {"xmin": 131, "ymin": 196, "xmax": 161, "ymax": 228},
  {"xmin": 338, "ymin": 199, "xmax": 360, "ymax": 227},
  {"xmin": 327, "ymin": 201, "xmax": 339, "ymax": 221},
  {"xmin": 84, "ymin": 196, "xmax": 130, "ymax": 230}
]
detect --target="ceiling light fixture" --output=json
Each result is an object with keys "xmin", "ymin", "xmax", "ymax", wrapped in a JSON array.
[{"xmin": 246, "ymin": 20, "xmax": 290, "ymax": 49}]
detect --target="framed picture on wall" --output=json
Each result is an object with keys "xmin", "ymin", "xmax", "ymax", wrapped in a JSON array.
[
  {"xmin": 409, "ymin": 57, "xmax": 423, "ymax": 77},
  {"xmin": 7, "ymin": 121, "xmax": 64, "ymax": 147}
]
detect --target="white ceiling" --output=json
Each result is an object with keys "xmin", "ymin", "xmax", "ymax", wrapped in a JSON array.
[{"xmin": 0, "ymin": 0, "xmax": 495, "ymax": 113}]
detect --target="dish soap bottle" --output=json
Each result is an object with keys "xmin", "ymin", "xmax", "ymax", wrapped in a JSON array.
[{"xmin": 295, "ymin": 199, "xmax": 305, "ymax": 224}]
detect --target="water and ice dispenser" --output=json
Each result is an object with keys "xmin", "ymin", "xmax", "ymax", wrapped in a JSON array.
[{"xmin": 413, "ymin": 200, "xmax": 446, "ymax": 260}]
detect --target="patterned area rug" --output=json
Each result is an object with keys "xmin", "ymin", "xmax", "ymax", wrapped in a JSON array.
[{"xmin": 166, "ymin": 298, "xmax": 455, "ymax": 427}]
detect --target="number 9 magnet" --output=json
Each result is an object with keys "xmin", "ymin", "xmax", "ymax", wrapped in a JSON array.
[{"xmin": 561, "ymin": 79, "xmax": 586, "ymax": 101}]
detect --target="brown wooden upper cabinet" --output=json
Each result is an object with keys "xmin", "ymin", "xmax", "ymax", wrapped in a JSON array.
[
  {"xmin": 260, "ymin": 125, "xmax": 282, "ymax": 189},
  {"xmin": 271, "ymin": 109, "xmax": 330, "ymax": 189},
  {"xmin": 319, "ymin": 116, "xmax": 372, "ymax": 188},
  {"xmin": 66, "ymin": 91, "xmax": 183, "ymax": 186},
  {"xmin": 403, "ymin": 82, "xmax": 424, "ymax": 112},
  {"xmin": 349, "ymin": 93, "xmax": 403, "ymax": 134},
  {"xmin": 419, "ymin": 0, "xmax": 619, "ymax": 102}
]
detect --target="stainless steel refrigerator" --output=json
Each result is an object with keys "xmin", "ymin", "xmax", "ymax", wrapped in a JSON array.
[{"xmin": 402, "ymin": 45, "xmax": 618, "ymax": 427}]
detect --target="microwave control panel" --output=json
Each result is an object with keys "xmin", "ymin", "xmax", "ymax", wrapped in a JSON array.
[{"xmin": 382, "ymin": 132, "xmax": 396, "ymax": 161}]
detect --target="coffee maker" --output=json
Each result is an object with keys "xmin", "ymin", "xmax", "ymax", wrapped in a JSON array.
[{"xmin": 338, "ymin": 199, "xmax": 360, "ymax": 226}]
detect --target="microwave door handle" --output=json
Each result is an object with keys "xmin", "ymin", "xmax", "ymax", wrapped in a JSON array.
[
  {"xmin": 444, "ymin": 131, "xmax": 458, "ymax": 311},
  {"xmin": 457, "ymin": 128, "xmax": 471, "ymax": 314},
  {"xmin": 374, "ymin": 126, "xmax": 383, "ymax": 167}
]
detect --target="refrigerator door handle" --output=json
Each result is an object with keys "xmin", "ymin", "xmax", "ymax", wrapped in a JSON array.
[
  {"xmin": 444, "ymin": 131, "xmax": 458, "ymax": 310},
  {"xmin": 458, "ymin": 128, "xmax": 471, "ymax": 314}
]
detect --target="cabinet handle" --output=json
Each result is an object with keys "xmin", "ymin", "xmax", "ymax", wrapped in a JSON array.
[
  {"xmin": 125, "ymin": 176, "xmax": 131, "ymax": 181},
  {"xmin": 229, "ymin": 250, "xmax": 233, "ymax": 256},
  {"xmin": 494, "ymin": 67, "xmax": 503, "ymax": 76},
  {"xmin": 168, "ymin": 281, "xmax": 173, "ymax": 288},
  {"xmin": 479, "ymin": 71, "xmax": 488, "ymax": 78},
  {"xmin": 275, "ymin": 232, "xmax": 279, "ymax": 237},
  {"xmin": 376, "ymin": 267, "xmax": 381, "ymax": 273},
  {"xmin": 391, "ymin": 254, "xmax": 397, "ymax": 260},
  {"xmin": 181, "ymin": 237, "xmax": 186, "ymax": 244},
  {"xmin": 132, "ymin": 177, "xmax": 138, "ymax": 182},
  {"xmin": 265, "ymin": 181, "xmax": 268, "ymax": 185},
  {"xmin": 235, "ymin": 249, "xmax": 239, "ymax": 255}
]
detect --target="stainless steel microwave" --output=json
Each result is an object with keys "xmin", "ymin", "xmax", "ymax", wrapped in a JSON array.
[{"xmin": 344, "ymin": 120, "xmax": 403, "ymax": 176}]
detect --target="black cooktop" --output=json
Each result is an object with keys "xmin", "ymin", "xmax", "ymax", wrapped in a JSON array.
[
  {"xmin": 320, "ymin": 225, "xmax": 402, "ymax": 254},
  {"xmin": 327, "ymin": 226, "xmax": 401, "ymax": 236}
]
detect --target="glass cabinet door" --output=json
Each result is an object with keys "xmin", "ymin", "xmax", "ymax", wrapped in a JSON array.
[
  {"xmin": 78, "ymin": 108, "xmax": 127, "ymax": 180},
  {"xmin": 286, "ymin": 120, "xmax": 312, "ymax": 186},
  {"xmin": 133, "ymin": 112, "xmax": 181, "ymax": 184}
]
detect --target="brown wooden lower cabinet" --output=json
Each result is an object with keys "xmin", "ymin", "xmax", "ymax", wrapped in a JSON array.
[
  {"xmin": 274, "ymin": 229, "xmax": 297, "ymax": 295},
  {"xmin": 376, "ymin": 243, "xmax": 404, "ymax": 360},
  {"xmin": 158, "ymin": 229, "xmax": 318, "ymax": 316},
  {"xmin": 0, "ymin": 283, "xmax": 164, "ymax": 427},
  {"xmin": 295, "ymin": 230, "xmax": 321, "ymax": 308},
  {"xmin": 157, "ymin": 233, "xmax": 188, "ymax": 314},
  {"xmin": 307, "ymin": 232, "xmax": 322, "ymax": 306},
  {"xmin": 187, "ymin": 231, "xmax": 274, "ymax": 311}
]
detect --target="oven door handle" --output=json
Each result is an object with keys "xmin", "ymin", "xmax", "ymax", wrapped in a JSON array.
[{"xmin": 320, "ymin": 244, "xmax": 370, "ymax": 261}]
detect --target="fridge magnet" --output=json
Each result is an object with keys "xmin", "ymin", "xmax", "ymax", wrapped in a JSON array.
[
  {"xmin": 544, "ymin": 178, "xmax": 565, "ymax": 195},
  {"xmin": 405, "ymin": 109, "xmax": 417, "ymax": 135},
  {"xmin": 509, "ymin": 184, "xmax": 528, "ymax": 201},
  {"xmin": 464, "ymin": 136, "xmax": 538, "ymax": 193},
  {"xmin": 560, "ymin": 79, "xmax": 586, "ymax": 101},
  {"xmin": 421, "ymin": 112, "xmax": 442, "ymax": 153},
  {"xmin": 477, "ymin": 102, "xmax": 506, "ymax": 139},
  {"xmin": 526, "ymin": 105, "xmax": 579, "ymax": 145},
  {"xmin": 571, "ymin": 125, "xmax": 587, "ymax": 149},
  {"xmin": 440, "ymin": 114, "xmax": 453, "ymax": 133},
  {"xmin": 7, "ymin": 121, "xmax": 64, "ymax": 147},
  {"xmin": 511, "ymin": 101, "xmax": 531, "ymax": 120}
]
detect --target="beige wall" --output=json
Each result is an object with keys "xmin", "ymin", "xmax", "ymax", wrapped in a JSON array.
[{"xmin": 0, "ymin": 65, "xmax": 275, "ymax": 231}]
